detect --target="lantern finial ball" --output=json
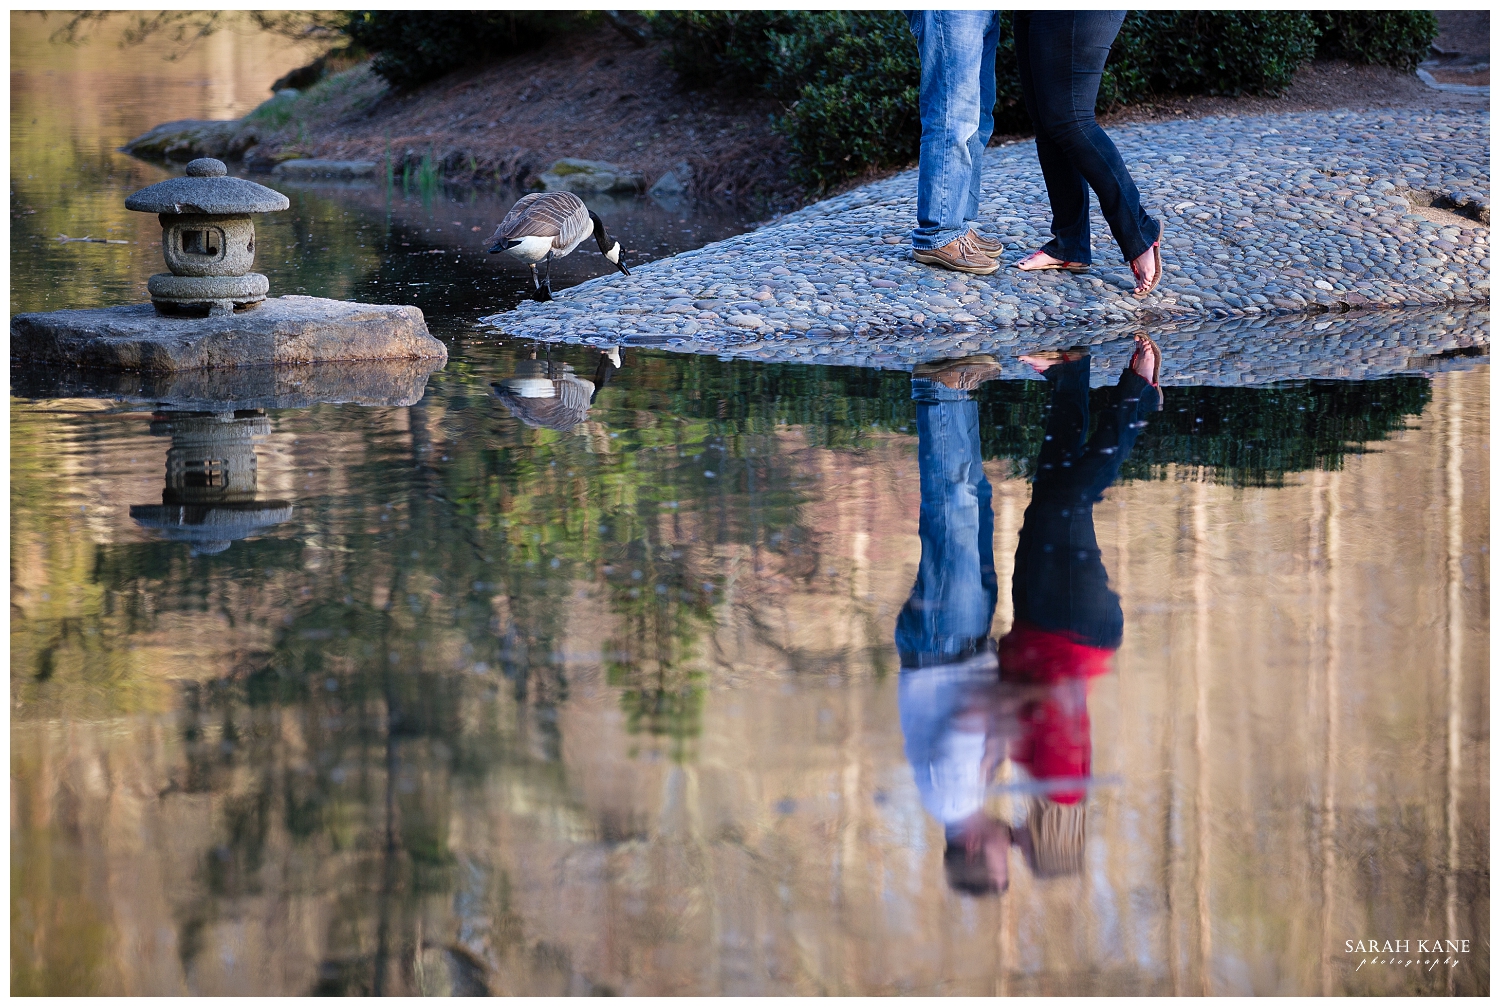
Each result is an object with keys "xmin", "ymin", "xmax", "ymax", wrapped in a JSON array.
[{"xmin": 185, "ymin": 158, "xmax": 228, "ymax": 178}]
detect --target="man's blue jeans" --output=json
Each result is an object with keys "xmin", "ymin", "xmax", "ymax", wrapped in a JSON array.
[
  {"xmin": 1013, "ymin": 11, "xmax": 1160, "ymax": 265},
  {"xmin": 906, "ymin": 11, "xmax": 1000, "ymax": 251},
  {"xmin": 895, "ymin": 379, "xmax": 997, "ymax": 667}
]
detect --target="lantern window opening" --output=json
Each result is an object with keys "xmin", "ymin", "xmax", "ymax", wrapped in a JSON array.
[
  {"xmin": 184, "ymin": 458, "xmax": 230, "ymax": 489},
  {"xmin": 180, "ymin": 227, "xmax": 224, "ymax": 258}
]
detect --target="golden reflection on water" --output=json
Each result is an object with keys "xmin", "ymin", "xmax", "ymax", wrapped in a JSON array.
[
  {"xmin": 10, "ymin": 368, "xmax": 1487, "ymax": 995},
  {"xmin": 9, "ymin": 12, "xmax": 323, "ymax": 314}
]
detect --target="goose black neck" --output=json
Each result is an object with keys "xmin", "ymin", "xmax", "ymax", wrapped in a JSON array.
[{"xmin": 589, "ymin": 212, "xmax": 612, "ymax": 253}]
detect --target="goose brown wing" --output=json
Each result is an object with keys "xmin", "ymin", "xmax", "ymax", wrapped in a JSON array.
[{"xmin": 498, "ymin": 191, "xmax": 589, "ymax": 247}]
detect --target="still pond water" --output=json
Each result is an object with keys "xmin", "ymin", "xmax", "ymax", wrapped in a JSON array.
[{"xmin": 10, "ymin": 15, "xmax": 1489, "ymax": 995}]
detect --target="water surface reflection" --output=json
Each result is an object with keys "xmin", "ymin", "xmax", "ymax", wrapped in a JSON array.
[
  {"xmin": 898, "ymin": 347, "xmax": 1158, "ymax": 897},
  {"xmin": 9, "ymin": 13, "xmax": 1489, "ymax": 997},
  {"xmin": 11, "ymin": 349, "xmax": 1487, "ymax": 995}
]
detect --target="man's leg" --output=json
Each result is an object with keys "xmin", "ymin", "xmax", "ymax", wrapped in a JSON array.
[
  {"xmin": 910, "ymin": 10, "xmax": 996, "ymax": 252},
  {"xmin": 961, "ymin": 11, "xmax": 1002, "ymax": 232},
  {"xmin": 894, "ymin": 378, "xmax": 998, "ymax": 667}
]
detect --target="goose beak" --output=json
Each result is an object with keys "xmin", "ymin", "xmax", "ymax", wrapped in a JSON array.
[{"xmin": 487, "ymin": 237, "xmax": 521, "ymax": 255}]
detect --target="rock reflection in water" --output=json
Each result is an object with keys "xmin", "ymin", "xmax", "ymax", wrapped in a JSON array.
[
  {"xmin": 128, "ymin": 411, "xmax": 293, "ymax": 555},
  {"xmin": 8, "ymin": 346, "xmax": 1488, "ymax": 996},
  {"xmin": 898, "ymin": 351, "xmax": 1158, "ymax": 896}
]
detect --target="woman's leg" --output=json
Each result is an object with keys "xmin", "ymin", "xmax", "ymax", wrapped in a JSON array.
[
  {"xmin": 1031, "ymin": 355, "xmax": 1092, "ymax": 476},
  {"xmin": 1012, "ymin": 356, "xmax": 1131, "ymax": 649},
  {"xmin": 1014, "ymin": 11, "xmax": 1093, "ymax": 265},
  {"xmin": 1024, "ymin": 11, "xmax": 1160, "ymax": 265}
]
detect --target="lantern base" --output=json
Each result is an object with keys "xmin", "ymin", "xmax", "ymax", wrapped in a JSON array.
[{"xmin": 147, "ymin": 272, "xmax": 269, "ymax": 316}]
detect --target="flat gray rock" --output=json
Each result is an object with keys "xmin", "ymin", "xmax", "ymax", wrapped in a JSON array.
[
  {"xmin": 12, "ymin": 295, "xmax": 448, "ymax": 372},
  {"xmin": 273, "ymin": 159, "xmax": 381, "ymax": 179}
]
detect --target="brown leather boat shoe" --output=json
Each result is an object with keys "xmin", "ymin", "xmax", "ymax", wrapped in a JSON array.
[
  {"xmin": 913, "ymin": 235, "xmax": 999, "ymax": 275},
  {"xmin": 967, "ymin": 230, "xmax": 1006, "ymax": 258},
  {"xmin": 913, "ymin": 355, "xmax": 1003, "ymax": 390}
]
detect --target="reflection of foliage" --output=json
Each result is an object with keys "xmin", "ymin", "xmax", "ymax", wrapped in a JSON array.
[
  {"xmin": 10, "ymin": 325, "xmax": 1449, "ymax": 991},
  {"xmin": 602, "ymin": 540, "xmax": 718, "ymax": 747},
  {"xmin": 45, "ymin": 11, "xmax": 347, "ymax": 58}
]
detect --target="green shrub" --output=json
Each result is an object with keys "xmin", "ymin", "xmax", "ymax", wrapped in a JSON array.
[
  {"xmin": 654, "ymin": 11, "xmax": 1334, "ymax": 190},
  {"xmin": 653, "ymin": 12, "xmax": 804, "ymax": 94},
  {"xmin": 1310, "ymin": 11, "xmax": 1439, "ymax": 70},
  {"xmin": 345, "ymin": 11, "xmax": 595, "ymax": 91},
  {"xmin": 767, "ymin": 12, "xmax": 922, "ymax": 190}
]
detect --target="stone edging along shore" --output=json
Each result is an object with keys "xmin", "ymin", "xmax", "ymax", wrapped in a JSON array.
[{"xmin": 483, "ymin": 107, "xmax": 1488, "ymax": 372}]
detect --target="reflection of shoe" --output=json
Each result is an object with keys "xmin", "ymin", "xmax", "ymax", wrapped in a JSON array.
[
  {"xmin": 1015, "ymin": 249, "xmax": 1089, "ymax": 273},
  {"xmin": 1128, "ymin": 333, "xmax": 1163, "ymax": 410},
  {"xmin": 1018, "ymin": 347, "xmax": 1088, "ymax": 374},
  {"xmin": 914, "ymin": 354, "xmax": 1002, "ymax": 390},
  {"xmin": 967, "ymin": 229, "xmax": 1005, "ymax": 258},
  {"xmin": 914, "ymin": 235, "xmax": 1000, "ymax": 275}
]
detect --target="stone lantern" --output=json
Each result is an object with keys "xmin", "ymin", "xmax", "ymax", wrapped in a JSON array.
[
  {"xmin": 128, "ymin": 410, "xmax": 293, "ymax": 555},
  {"xmin": 124, "ymin": 157, "xmax": 289, "ymax": 317}
]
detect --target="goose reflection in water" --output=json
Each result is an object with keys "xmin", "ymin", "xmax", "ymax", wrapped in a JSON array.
[
  {"xmin": 490, "ymin": 345, "xmax": 623, "ymax": 432},
  {"xmin": 896, "ymin": 336, "xmax": 1162, "ymax": 896}
]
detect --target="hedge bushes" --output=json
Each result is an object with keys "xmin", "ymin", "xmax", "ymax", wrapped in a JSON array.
[
  {"xmin": 651, "ymin": 10, "xmax": 1439, "ymax": 190},
  {"xmin": 345, "ymin": 11, "xmax": 596, "ymax": 91},
  {"xmin": 1311, "ymin": 11, "xmax": 1439, "ymax": 70}
]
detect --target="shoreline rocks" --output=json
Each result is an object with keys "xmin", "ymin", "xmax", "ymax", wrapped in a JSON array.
[
  {"xmin": 12, "ymin": 296, "xmax": 447, "ymax": 373},
  {"xmin": 489, "ymin": 107, "xmax": 1490, "ymax": 364}
]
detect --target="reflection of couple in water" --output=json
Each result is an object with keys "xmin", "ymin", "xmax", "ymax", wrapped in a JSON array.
[{"xmin": 897, "ymin": 335, "xmax": 1162, "ymax": 896}]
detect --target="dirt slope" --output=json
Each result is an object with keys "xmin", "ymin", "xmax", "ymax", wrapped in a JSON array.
[{"xmin": 263, "ymin": 25, "xmax": 794, "ymax": 204}]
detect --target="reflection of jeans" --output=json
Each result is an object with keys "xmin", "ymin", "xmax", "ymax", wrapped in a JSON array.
[
  {"xmin": 906, "ymin": 10, "xmax": 1001, "ymax": 250},
  {"xmin": 895, "ymin": 379, "xmax": 997, "ymax": 667},
  {"xmin": 1013, "ymin": 11, "xmax": 1159, "ymax": 264},
  {"xmin": 1012, "ymin": 356, "xmax": 1159, "ymax": 648}
]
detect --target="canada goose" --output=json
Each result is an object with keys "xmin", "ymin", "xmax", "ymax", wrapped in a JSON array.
[
  {"xmin": 486, "ymin": 191, "xmax": 630, "ymax": 301},
  {"xmin": 491, "ymin": 346, "xmax": 623, "ymax": 430}
]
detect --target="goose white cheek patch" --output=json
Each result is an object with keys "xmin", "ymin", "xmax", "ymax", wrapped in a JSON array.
[{"xmin": 605, "ymin": 242, "xmax": 622, "ymax": 265}]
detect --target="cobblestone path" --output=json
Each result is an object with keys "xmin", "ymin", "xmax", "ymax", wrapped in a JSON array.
[{"xmin": 484, "ymin": 107, "xmax": 1489, "ymax": 376}]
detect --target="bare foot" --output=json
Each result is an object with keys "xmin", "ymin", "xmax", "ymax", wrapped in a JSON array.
[
  {"xmin": 1016, "ymin": 249, "xmax": 1088, "ymax": 272},
  {"xmin": 1128, "ymin": 333, "xmax": 1161, "ymax": 385},
  {"xmin": 1130, "ymin": 247, "xmax": 1158, "ymax": 293}
]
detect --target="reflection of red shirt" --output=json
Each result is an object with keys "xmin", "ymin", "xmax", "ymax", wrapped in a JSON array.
[{"xmin": 998, "ymin": 621, "xmax": 1116, "ymax": 805}]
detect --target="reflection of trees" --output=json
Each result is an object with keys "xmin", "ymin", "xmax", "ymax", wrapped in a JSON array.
[{"xmin": 8, "ymin": 340, "xmax": 1459, "ymax": 994}]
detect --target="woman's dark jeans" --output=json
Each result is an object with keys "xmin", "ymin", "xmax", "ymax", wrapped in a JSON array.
[
  {"xmin": 1013, "ymin": 11, "xmax": 1160, "ymax": 265},
  {"xmin": 1012, "ymin": 356, "xmax": 1160, "ymax": 649}
]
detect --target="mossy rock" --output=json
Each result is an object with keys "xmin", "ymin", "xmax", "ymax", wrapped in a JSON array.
[{"xmin": 537, "ymin": 158, "xmax": 644, "ymax": 194}]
